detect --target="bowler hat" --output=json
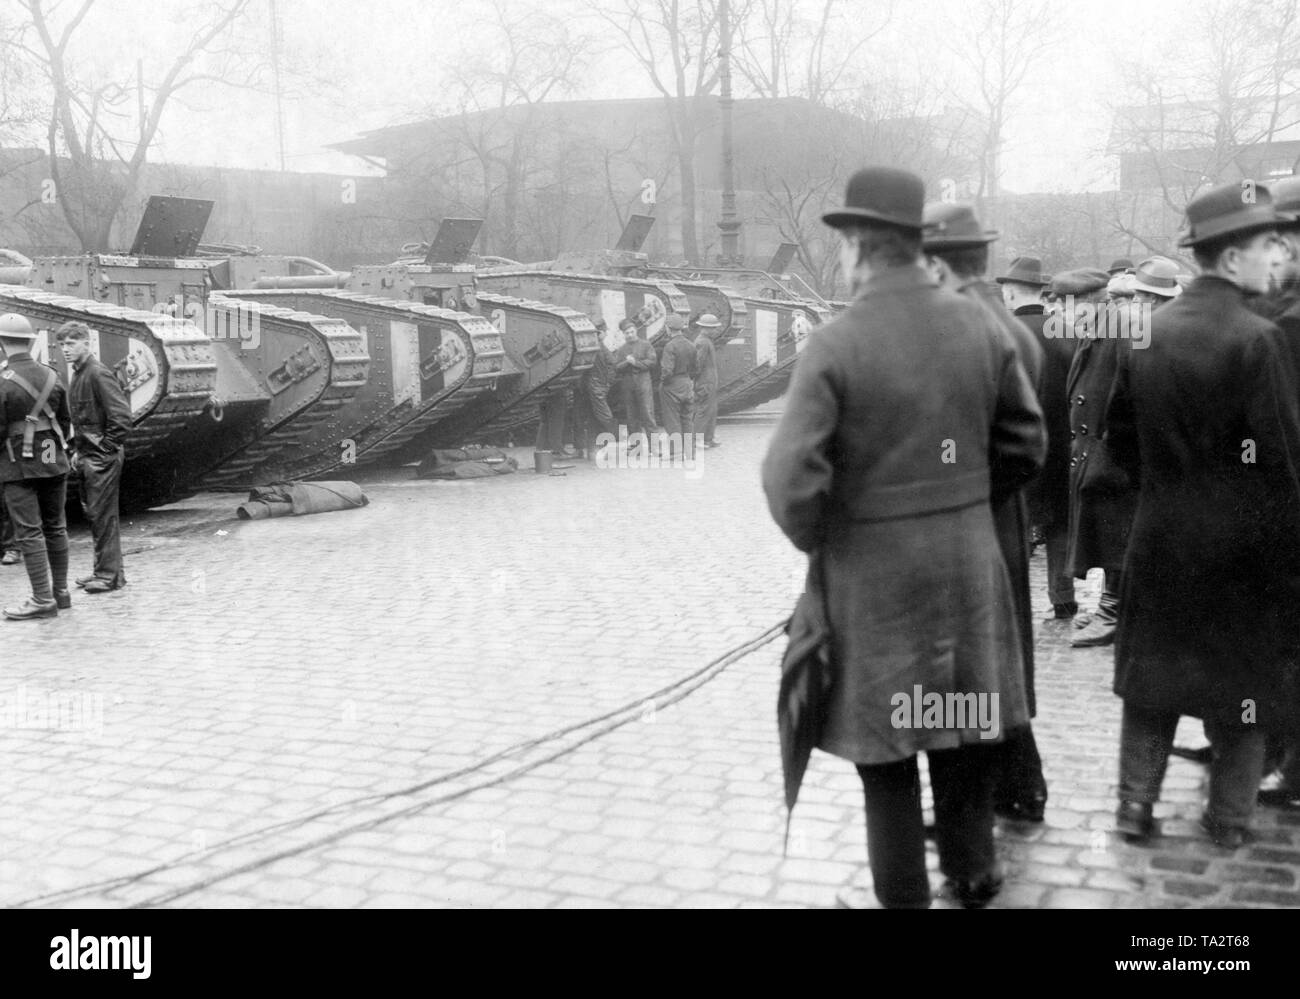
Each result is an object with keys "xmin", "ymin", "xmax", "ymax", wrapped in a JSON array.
[
  {"xmin": 1049, "ymin": 268, "xmax": 1109, "ymax": 297},
  {"xmin": 0, "ymin": 313, "xmax": 36, "ymax": 340},
  {"xmin": 1132, "ymin": 256, "xmax": 1182, "ymax": 298},
  {"xmin": 693, "ymin": 313, "xmax": 722, "ymax": 328},
  {"xmin": 921, "ymin": 202, "xmax": 998, "ymax": 249},
  {"xmin": 1106, "ymin": 257, "xmax": 1134, "ymax": 275},
  {"xmin": 996, "ymin": 255, "xmax": 1051, "ymax": 286},
  {"xmin": 1178, "ymin": 181, "xmax": 1295, "ymax": 247},
  {"xmin": 822, "ymin": 166, "xmax": 925, "ymax": 231}
]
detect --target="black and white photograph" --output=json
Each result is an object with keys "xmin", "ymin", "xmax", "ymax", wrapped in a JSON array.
[{"xmin": 0, "ymin": 0, "xmax": 1294, "ymax": 969}]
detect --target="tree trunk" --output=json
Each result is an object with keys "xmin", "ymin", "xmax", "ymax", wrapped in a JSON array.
[{"xmin": 676, "ymin": 123, "xmax": 700, "ymax": 264}]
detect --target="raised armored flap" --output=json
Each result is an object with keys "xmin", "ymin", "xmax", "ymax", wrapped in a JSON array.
[
  {"xmin": 615, "ymin": 214, "xmax": 656, "ymax": 253},
  {"xmin": 129, "ymin": 196, "xmax": 214, "ymax": 258},
  {"xmin": 425, "ymin": 218, "xmax": 484, "ymax": 265}
]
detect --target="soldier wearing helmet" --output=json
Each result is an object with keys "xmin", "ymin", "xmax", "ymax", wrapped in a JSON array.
[{"xmin": 0, "ymin": 312, "xmax": 73, "ymax": 620}]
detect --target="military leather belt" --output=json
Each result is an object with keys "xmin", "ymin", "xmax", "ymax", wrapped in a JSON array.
[
  {"xmin": 8, "ymin": 417, "xmax": 54, "ymax": 435},
  {"xmin": 835, "ymin": 468, "xmax": 990, "ymax": 521}
]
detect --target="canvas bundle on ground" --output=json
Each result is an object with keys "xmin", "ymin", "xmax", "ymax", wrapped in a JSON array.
[
  {"xmin": 237, "ymin": 481, "xmax": 369, "ymax": 520},
  {"xmin": 415, "ymin": 447, "xmax": 518, "ymax": 480}
]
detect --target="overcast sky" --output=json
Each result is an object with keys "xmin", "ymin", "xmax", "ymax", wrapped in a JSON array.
[{"xmin": 0, "ymin": 0, "xmax": 1234, "ymax": 192}]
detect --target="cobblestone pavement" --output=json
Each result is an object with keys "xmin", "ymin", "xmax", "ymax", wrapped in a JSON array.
[{"xmin": 1, "ymin": 407, "xmax": 1297, "ymax": 909}]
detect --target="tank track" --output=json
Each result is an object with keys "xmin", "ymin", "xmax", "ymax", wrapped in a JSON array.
[
  {"xmin": 416, "ymin": 292, "xmax": 600, "ymax": 449},
  {"xmin": 0, "ymin": 287, "xmax": 216, "ymax": 460},
  {"xmin": 220, "ymin": 289, "xmax": 507, "ymax": 477},
  {"xmin": 717, "ymin": 300, "xmax": 832, "ymax": 415},
  {"xmin": 194, "ymin": 295, "xmax": 370, "ymax": 486}
]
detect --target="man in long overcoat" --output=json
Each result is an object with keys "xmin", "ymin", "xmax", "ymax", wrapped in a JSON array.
[
  {"xmin": 922, "ymin": 204, "xmax": 1049, "ymax": 824},
  {"xmin": 1105, "ymin": 181, "xmax": 1300, "ymax": 847},
  {"xmin": 1060, "ymin": 268, "xmax": 1136, "ymax": 648},
  {"xmin": 763, "ymin": 167, "xmax": 1046, "ymax": 909},
  {"xmin": 999, "ymin": 257, "xmax": 1073, "ymax": 619}
]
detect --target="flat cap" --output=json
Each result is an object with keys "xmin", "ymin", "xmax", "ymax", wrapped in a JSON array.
[
  {"xmin": 1049, "ymin": 268, "xmax": 1110, "ymax": 297},
  {"xmin": 665, "ymin": 314, "xmax": 685, "ymax": 331}
]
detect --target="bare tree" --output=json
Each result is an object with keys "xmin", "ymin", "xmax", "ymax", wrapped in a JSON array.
[
  {"xmin": 2, "ymin": 0, "xmax": 259, "ymax": 251},
  {"xmin": 594, "ymin": 0, "xmax": 730, "ymax": 263}
]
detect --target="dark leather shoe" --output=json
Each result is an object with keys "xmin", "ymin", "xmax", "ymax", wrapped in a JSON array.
[
  {"xmin": 54, "ymin": 590, "xmax": 71, "ymax": 610},
  {"xmin": 1116, "ymin": 800, "xmax": 1155, "ymax": 841},
  {"xmin": 1201, "ymin": 813, "xmax": 1252, "ymax": 849},
  {"xmin": 943, "ymin": 869, "xmax": 1003, "ymax": 909},
  {"xmin": 82, "ymin": 577, "xmax": 125, "ymax": 593},
  {"xmin": 4, "ymin": 598, "xmax": 57, "ymax": 620}
]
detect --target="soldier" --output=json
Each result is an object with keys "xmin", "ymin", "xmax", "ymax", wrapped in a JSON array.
[
  {"xmin": 0, "ymin": 313, "xmax": 72, "ymax": 619},
  {"xmin": 579, "ymin": 321, "xmax": 618, "ymax": 459},
  {"xmin": 1059, "ymin": 268, "xmax": 1136, "ymax": 649},
  {"xmin": 691, "ymin": 313, "xmax": 721, "ymax": 448},
  {"xmin": 657, "ymin": 313, "xmax": 696, "ymax": 457},
  {"xmin": 1106, "ymin": 181, "xmax": 1300, "ymax": 847},
  {"xmin": 56, "ymin": 321, "xmax": 131, "ymax": 593},
  {"xmin": 998, "ymin": 256, "xmax": 1074, "ymax": 622},
  {"xmin": 923, "ymin": 204, "xmax": 1049, "ymax": 825},
  {"xmin": 764, "ymin": 166, "xmax": 1045, "ymax": 909},
  {"xmin": 613, "ymin": 318, "xmax": 657, "ymax": 443}
]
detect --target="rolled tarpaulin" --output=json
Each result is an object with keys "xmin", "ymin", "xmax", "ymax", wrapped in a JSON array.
[{"xmin": 237, "ymin": 481, "xmax": 369, "ymax": 520}]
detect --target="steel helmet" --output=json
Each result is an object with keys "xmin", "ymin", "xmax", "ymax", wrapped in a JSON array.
[{"xmin": 0, "ymin": 313, "xmax": 35, "ymax": 339}]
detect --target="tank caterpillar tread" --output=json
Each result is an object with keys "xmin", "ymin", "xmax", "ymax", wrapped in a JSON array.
[
  {"xmin": 0, "ymin": 287, "xmax": 217, "ymax": 461},
  {"xmin": 404, "ymin": 292, "xmax": 599, "ymax": 453},
  {"xmin": 221, "ymin": 289, "xmax": 506, "ymax": 477},
  {"xmin": 191, "ymin": 296, "xmax": 370, "ymax": 487},
  {"xmin": 646, "ymin": 279, "xmax": 748, "ymax": 344},
  {"xmin": 475, "ymin": 270, "xmax": 689, "ymax": 350},
  {"xmin": 716, "ymin": 299, "xmax": 832, "ymax": 416}
]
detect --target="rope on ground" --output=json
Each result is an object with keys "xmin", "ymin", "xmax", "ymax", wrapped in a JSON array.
[{"xmin": 11, "ymin": 619, "xmax": 788, "ymax": 909}]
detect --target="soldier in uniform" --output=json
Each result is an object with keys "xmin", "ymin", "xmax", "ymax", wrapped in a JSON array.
[
  {"xmin": 998, "ymin": 256, "xmax": 1074, "ymax": 620},
  {"xmin": 613, "ymin": 318, "xmax": 657, "ymax": 443},
  {"xmin": 657, "ymin": 314, "xmax": 696, "ymax": 457},
  {"xmin": 579, "ymin": 321, "xmax": 618, "ymax": 459},
  {"xmin": 923, "ymin": 204, "xmax": 1049, "ymax": 825},
  {"xmin": 0, "ymin": 313, "xmax": 72, "ymax": 619},
  {"xmin": 764, "ymin": 167, "xmax": 1045, "ymax": 909},
  {"xmin": 56, "ymin": 322, "xmax": 131, "ymax": 593},
  {"xmin": 691, "ymin": 314, "xmax": 721, "ymax": 448},
  {"xmin": 1105, "ymin": 182, "xmax": 1300, "ymax": 847}
]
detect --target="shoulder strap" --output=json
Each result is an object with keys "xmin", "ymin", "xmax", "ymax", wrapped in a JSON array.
[{"xmin": 4, "ymin": 366, "xmax": 65, "ymax": 458}]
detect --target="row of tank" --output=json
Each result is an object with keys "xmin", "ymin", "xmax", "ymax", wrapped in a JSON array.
[{"xmin": 0, "ymin": 197, "xmax": 836, "ymax": 509}]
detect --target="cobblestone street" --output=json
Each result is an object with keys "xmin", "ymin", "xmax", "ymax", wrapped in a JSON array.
[{"xmin": 2, "ymin": 407, "xmax": 1298, "ymax": 909}]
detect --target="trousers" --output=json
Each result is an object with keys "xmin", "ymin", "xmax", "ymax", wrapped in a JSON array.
[
  {"xmin": 3, "ymin": 475, "xmax": 69, "ymax": 601},
  {"xmin": 856, "ymin": 744, "xmax": 999, "ymax": 908},
  {"xmin": 694, "ymin": 382, "xmax": 718, "ymax": 444},
  {"xmin": 78, "ymin": 448, "xmax": 125, "ymax": 585},
  {"xmin": 658, "ymin": 382, "xmax": 694, "ymax": 444},
  {"xmin": 618, "ymin": 375, "xmax": 656, "ymax": 436},
  {"xmin": 1044, "ymin": 521, "xmax": 1074, "ymax": 607},
  {"xmin": 1118, "ymin": 701, "xmax": 1266, "ymax": 830}
]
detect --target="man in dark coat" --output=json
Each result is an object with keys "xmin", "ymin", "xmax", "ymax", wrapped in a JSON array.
[
  {"xmin": 691, "ymin": 314, "xmax": 721, "ymax": 448},
  {"xmin": 1105, "ymin": 181, "xmax": 1300, "ymax": 847},
  {"xmin": 763, "ymin": 167, "xmax": 1046, "ymax": 909},
  {"xmin": 999, "ymin": 256, "xmax": 1073, "ymax": 619},
  {"xmin": 1255, "ymin": 176, "xmax": 1300, "ymax": 809},
  {"xmin": 0, "ymin": 313, "xmax": 73, "ymax": 619},
  {"xmin": 1059, "ymin": 267, "xmax": 1137, "ymax": 648},
  {"xmin": 57, "ymin": 321, "xmax": 132, "ymax": 593},
  {"xmin": 613, "ymin": 319, "xmax": 657, "ymax": 442},
  {"xmin": 923, "ymin": 203, "xmax": 1049, "ymax": 825}
]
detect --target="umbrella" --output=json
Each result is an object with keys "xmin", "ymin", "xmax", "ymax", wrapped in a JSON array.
[{"xmin": 777, "ymin": 551, "xmax": 834, "ymax": 854}]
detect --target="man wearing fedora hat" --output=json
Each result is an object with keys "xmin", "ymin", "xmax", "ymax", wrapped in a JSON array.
[
  {"xmin": 691, "ymin": 313, "xmax": 721, "ymax": 448},
  {"xmin": 0, "ymin": 313, "xmax": 73, "ymax": 620},
  {"xmin": 764, "ymin": 167, "xmax": 1045, "ymax": 909},
  {"xmin": 1130, "ymin": 257, "xmax": 1183, "ymax": 308},
  {"xmin": 1104, "ymin": 180, "xmax": 1300, "ymax": 847},
  {"xmin": 923, "ymin": 203, "xmax": 1050, "ymax": 825},
  {"xmin": 1000, "ymin": 257, "xmax": 1077, "ymax": 623}
]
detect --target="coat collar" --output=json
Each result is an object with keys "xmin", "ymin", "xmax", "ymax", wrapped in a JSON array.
[
  {"xmin": 852, "ymin": 262, "xmax": 937, "ymax": 300},
  {"xmin": 1185, "ymin": 273, "xmax": 1249, "ymax": 303}
]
